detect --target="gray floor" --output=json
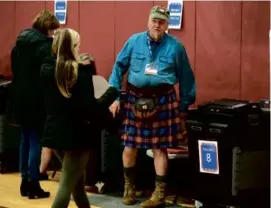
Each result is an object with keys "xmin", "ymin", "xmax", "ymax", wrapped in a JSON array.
[{"xmin": 88, "ymin": 194, "xmax": 181, "ymax": 208}]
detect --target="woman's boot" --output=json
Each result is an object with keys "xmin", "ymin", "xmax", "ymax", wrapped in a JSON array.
[
  {"xmin": 27, "ymin": 181, "xmax": 50, "ymax": 199},
  {"xmin": 20, "ymin": 178, "xmax": 29, "ymax": 197}
]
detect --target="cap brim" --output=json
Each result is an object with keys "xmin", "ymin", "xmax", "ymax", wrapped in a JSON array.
[{"xmin": 151, "ymin": 12, "xmax": 168, "ymax": 21}]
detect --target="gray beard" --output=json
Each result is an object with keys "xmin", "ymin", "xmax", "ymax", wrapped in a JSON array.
[{"xmin": 149, "ymin": 32, "xmax": 164, "ymax": 42}]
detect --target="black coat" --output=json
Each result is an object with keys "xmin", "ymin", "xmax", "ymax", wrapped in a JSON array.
[
  {"xmin": 11, "ymin": 28, "xmax": 53, "ymax": 133},
  {"xmin": 40, "ymin": 55, "xmax": 118, "ymax": 150}
]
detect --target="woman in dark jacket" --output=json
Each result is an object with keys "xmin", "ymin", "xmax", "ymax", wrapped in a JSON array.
[
  {"xmin": 40, "ymin": 28, "xmax": 118, "ymax": 208},
  {"xmin": 11, "ymin": 10, "xmax": 59, "ymax": 199}
]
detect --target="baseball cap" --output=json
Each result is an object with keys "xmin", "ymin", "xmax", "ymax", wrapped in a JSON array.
[{"xmin": 150, "ymin": 5, "xmax": 170, "ymax": 21}]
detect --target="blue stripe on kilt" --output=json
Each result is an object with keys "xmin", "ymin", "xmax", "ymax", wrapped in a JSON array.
[{"xmin": 121, "ymin": 88, "xmax": 183, "ymax": 149}]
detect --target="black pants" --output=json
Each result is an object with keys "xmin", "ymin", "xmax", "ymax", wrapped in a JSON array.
[
  {"xmin": 85, "ymin": 148, "xmax": 102, "ymax": 186},
  {"xmin": 85, "ymin": 128, "xmax": 102, "ymax": 186}
]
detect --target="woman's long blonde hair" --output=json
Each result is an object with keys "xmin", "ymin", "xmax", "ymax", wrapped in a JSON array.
[{"xmin": 53, "ymin": 28, "xmax": 80, "ymax": 98}]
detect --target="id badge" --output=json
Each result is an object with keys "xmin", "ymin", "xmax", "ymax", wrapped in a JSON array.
[{"xmin": 144, "ymin": 62, "xmax": 158, "ymax": 75}]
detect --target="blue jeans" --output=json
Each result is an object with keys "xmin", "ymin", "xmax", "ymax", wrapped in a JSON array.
[{"xmin": 19, "ymin": 127, "xmax": 41, "ymax": 181}]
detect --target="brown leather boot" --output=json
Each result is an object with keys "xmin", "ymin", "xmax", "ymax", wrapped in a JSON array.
[
  {"xmin": 140, "ymin": 181, "xmax": 166, "ymax": 208},
  {"xmin": 122, "ymin": 172, "xmax": 136, "ymax": 205}
]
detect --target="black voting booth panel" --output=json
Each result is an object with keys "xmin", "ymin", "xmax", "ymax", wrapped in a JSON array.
[
  {"xmin": 186, "ymin": 99, "xmax": 270, "ymax": 207},
  {"xmin": 0, "ymin": 79, "xmax": 20, "ymax": 173},
  {"xmin": 0, "ymin": 80, "xmax": 10, "ymax": 158}
]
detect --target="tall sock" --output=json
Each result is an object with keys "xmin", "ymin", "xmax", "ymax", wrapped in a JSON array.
[
  {"xmin": 123, "ymin": 167, "xmax": 136, "ymax": 176},
  {"xmin": 156, "ymin": 174, "xmax": 167, "ymax": 183}
]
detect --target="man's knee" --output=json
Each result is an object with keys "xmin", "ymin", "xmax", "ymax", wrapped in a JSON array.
[
  {"xmin": 123, "ymin": 146, "xmax": 138, "ymax": 158},
  {"xmin": 152, "ymin": 148, "xmax": 167, "ymax": 158}
]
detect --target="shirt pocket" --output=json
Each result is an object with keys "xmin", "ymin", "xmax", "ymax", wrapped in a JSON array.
[
  {"xmin": 159, "ymin": 56, "xmax": 174, "ymax": 74},
  {"xmin": 129, "ymin": 53, "xmax": 146, "ymax": 72}
]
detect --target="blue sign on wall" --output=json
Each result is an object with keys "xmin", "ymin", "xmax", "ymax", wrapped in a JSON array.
[
  {"xmin": 55, "ymin": 1, "xmax": 66, "ymax": 10},
  {"xmin": 168, "ymin": 2, "xmax": 182, "ymax": 13},
  {"xmin": 198, "ymin": 140, "xmax": 219, "ymax": 174},
  {"xmin": 55, "ymin": 12, "xmax": 66, "ymax": 23},
  {"xmin": 169, "ymin": 16, "xmax": 181, "ymax": 27},
  {"xmin": 167, "ymin": 0, "xmax": 183, "ymax": 29},
  {"xmin": 54, "ymin": 0, "xmax": 67, "ymax": 25}
]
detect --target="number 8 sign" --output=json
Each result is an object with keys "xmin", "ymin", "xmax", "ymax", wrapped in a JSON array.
[{"xmin": 198, "ymin": 140, "xmax": 220, "ymax": 175}]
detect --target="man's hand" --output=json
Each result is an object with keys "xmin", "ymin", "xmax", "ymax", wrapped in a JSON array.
[
  {"xmin": 180, "ymin": 112, "xmax": 188, "ymax": 140},
  {"xmin": 109, "ymin": 100, "xmax": 120, "ymax": 118}
]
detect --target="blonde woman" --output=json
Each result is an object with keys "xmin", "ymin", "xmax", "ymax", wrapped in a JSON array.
[{"xmin": 40, "ymin": 28, "xmax": 118, "ymax": 208}]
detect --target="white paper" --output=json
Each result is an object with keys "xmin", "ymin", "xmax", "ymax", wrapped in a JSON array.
[
  {"xmin": 167, "ymin": 0, "xmax": 183, "ymax": 30},
  {"xmin": 92, "ymin": 75, "xmax": 109, "ymax": 99},
  {"xmin": 0, "ymin": 80, "xmax": 11, "ymax": 87},
  {"xmin": 54, "ymin": 0, "xmax": 67, "ymax": 25}
]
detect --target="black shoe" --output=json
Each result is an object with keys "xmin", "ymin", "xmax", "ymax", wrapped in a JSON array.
[
  {"xmin": 20, "ymin": 179, "xmax": 29, "ymax": 197},
  {"xmin": 39, "ymin": 173, "xmax": 49, "ymax": 181},
  {"xmin": 27, "ymin": 181, "xmax": 50, "ymax": 199}
]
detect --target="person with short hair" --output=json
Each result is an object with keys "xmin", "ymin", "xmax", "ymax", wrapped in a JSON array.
[
  {"xmin": 109, "ymin": 5, "xmax": 196, "ymax": 208},
  {"xmin": 11, "ymin": 10, "xmax": 60, "ymax": 199}
]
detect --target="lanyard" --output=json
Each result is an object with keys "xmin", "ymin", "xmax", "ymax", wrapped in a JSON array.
[{"xmin": 146, "ymin": 34, "xmax": 153, "ymax": 63}]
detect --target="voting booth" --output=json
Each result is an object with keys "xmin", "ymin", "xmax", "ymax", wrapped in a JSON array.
[
  {"xmin": 0, "ymin": 78, "xmax": 20, "ymax": 173},
  {"xmin": 186, "ymin": 99, "xmax": 270, "ymax": 207},
  {"xmin": 0, "ymin": 79, "xmax": 11, "ymax": 163}
]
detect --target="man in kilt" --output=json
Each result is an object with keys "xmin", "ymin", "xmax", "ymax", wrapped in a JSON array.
[{"xmin": 109, "ymin": 5, "xmax": 196, "ymax": 208}]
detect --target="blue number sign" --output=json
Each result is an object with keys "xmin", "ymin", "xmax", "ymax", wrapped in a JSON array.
[{"xmin": 198, "ymin": 140, "xmax": 219, "ymax": 174}]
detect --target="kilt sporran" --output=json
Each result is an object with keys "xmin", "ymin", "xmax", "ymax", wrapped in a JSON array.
[{"xmin": 132, "ymin": 97, "xmax": 157, "ymax": 122}]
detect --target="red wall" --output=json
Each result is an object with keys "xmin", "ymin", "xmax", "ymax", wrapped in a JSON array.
[{"xmin": 0, "ymin": 1, "xmax": 269, "ymax": 104}]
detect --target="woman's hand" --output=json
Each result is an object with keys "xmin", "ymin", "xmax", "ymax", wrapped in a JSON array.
[
  {"xmin": 79, "ymin": 53, "xmax": 92, "ymax": 65},
  {"xmin": 81, "ymin": 58, "xmax": 91, "ymax": 65}
]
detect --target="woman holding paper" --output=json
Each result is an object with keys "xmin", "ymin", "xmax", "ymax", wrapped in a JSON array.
[{"xmin": 40, "ymin": 28, "xmax": 118, "ymax": 208}]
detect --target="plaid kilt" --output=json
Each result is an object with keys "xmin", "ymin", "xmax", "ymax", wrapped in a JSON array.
[{"xmin": 121, "ymin": 87, "xmax": 183, "ymax": 149}]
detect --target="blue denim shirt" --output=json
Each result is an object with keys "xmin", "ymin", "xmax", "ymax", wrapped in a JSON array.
[{"xmin": 109, "ymin": 31, "xmax": 195, "ymax": 111}]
